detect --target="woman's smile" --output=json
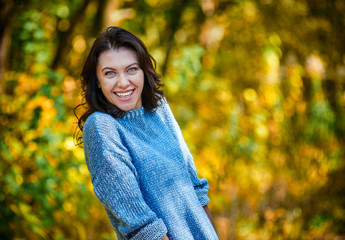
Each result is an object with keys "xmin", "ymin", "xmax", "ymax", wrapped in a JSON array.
[{"xmin": 115, "ymin": 89, "xmax": 134, "ymax": 98}]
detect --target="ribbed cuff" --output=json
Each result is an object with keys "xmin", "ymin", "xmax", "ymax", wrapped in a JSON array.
[
  {"xmin": 198, "ymin": 193, "xmax": 210, "ymax": 207},
  {"xmin": 130, "ymin": 218, "xmax": 167, "ymax": 240}
]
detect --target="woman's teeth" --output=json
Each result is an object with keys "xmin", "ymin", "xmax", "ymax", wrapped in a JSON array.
[{"xmin": 115, "ymin": 90, "xmax": 134, "ymax": 98}]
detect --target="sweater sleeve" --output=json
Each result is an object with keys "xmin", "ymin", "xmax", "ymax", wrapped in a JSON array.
[
  {"xmin": 83, "ymin": 112, "xmax": 167, "ymax": 239},
  {"xmin": 161, "ymin": 101, "xmax": 210, "ymax": 206}
]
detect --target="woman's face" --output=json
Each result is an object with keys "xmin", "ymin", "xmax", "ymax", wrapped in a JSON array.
[{"xmin": 96, "ymin": 48, "xmax": 144, "ymax": 111}]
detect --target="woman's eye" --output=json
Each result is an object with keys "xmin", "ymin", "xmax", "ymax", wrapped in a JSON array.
[
  {"xmin": 128, "ymin": 67, "xmax": 137, "ymax": 73},
  {"xmin": 105, "ymin": 71, "xmax": 115, "ymax": 76}
]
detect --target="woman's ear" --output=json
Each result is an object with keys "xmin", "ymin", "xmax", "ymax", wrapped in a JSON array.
[{"xmin": 97, "ymin": 81, "xmax": 101, "ymax": 88}]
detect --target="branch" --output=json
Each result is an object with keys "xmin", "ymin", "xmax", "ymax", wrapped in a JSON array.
[
  {"xmin": 51, "ymin": 0, "xmax": 91, "ymax": 70},
  {"xmin": 0, "ymin": 0, "xmax": 14, "ymax": 77},
  {"xmin": 161, "ymin": 0, "xmax": 193, "ymax": 76}
]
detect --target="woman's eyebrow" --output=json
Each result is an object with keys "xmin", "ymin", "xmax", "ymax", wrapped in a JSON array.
[
  {"xmin": 126, "ymin": 62, "xmax": 139, "ymax": 68},
  {"xmin": 102, "ymin": 63, "xmax": 139, "ymax": 72},
  {"xmin": 101, "ymin": 67, "xmax": 115, "ymax": 72}
]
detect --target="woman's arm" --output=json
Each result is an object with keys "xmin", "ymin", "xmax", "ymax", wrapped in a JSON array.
[
  {"xmin": 160, "ymin": 206, "xmax": 216, "ymax": 240},
  {"xmin": 162, "ymin": 102, "xmax": 210, "ymax": 206},
  {"xmin": 203, "ymin": 205, "xmax": 217, "ymax": 232},
  {"xmin": 159, "ymin": 206, "xmax": 216, "ymax": 240},
  {"xmin": 83, "ymin": 113, "xmax": 168, "ymax": 239}
]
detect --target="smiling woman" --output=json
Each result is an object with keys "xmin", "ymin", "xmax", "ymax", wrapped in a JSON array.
[
  {"xmin": 74, "ymin": 27, "xmax": 218, "ymax": 240},
  {"xmin": 75, "ymin": 27, "xmax": 164, "ymax": 129},
  {"xmin": 96, "ymin": 48, "xmax": 144, "ymax": 111}
]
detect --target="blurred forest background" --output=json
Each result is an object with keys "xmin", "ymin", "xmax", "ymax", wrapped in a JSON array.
[{"xmin": 1, "ymin": 0, "xmax": 345, "ymax": 239}]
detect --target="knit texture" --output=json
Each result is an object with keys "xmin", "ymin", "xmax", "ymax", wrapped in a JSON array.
[{"xmin": 83, "ymin": 99, "xmax": 219, "ymax": 240}]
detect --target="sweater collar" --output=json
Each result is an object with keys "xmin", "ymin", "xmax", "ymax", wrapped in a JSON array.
[{"xmin": 123, "ymin": 106, "xmax": 145, "ymax": 120}]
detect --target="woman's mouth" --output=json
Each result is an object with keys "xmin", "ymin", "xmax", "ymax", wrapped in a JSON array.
[{"xmin": 115, "ymin": 90, "xmax": 134, "ymax": 98}]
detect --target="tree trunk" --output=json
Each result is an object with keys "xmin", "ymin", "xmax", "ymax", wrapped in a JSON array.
[{"xmin": 0, "ymin": 0, "xmax": 14, "ymax": 78}]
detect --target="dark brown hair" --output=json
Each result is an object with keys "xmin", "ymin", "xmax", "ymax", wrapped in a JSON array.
[{"xmin": 74, "ymin": 26, "xmax": 164, "ymax": 146}]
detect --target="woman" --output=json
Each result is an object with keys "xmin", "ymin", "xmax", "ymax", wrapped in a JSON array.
[{"xmin": 75, "ymin": 26, "xmax": 219, "ymax": 240}]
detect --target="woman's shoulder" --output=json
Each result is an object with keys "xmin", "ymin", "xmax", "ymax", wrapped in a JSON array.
[
  {"xmin": 156, "ymin": 97, "xmax": 170, "ymax": 113},
  {"xmin": 86, "ymin": 111, "xmax": 114, "ymax": 123},
  {"xmin": 155, "ymin": 97, "xmax": 175, "ymax": 119},
  {"xmin": 157, "ymin": 96, "xmax": 167, "ymax": 106},
  {"xmin": 82, "ymin": 111, "xmax": 127, "ymax": 155},
  {"xmin": 83, "ymin": 111, "xmax": 118, "ymax": 136}
]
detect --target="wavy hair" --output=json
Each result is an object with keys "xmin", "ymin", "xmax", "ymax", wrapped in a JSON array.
[{"xmin": 74, "ymin": 26, "xmax": 164, "ymax": 146}]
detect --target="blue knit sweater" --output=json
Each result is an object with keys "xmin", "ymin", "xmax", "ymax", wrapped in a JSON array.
[{"xmin": 83, "ymin": 99, "xmax": 219, "ymax": 240}]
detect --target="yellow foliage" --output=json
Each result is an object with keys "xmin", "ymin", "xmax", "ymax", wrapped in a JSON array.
[
  {"xmin": 243, "ymin": 88, "xmax": 257, "ymax": 102},
  {"xmin": 73, "ymin": 35, "xmax": 86, "ymax": 54},
  {"xmin": 2, "ymin": 1, "xmax": 345, "ymax": 239},
  {"xmin": 17, "ymin": 73, "xmax": 40, "ymax": 94}
]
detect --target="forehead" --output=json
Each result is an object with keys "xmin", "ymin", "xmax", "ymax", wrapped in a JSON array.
[{"xmin": 97, "ymin": 48, "xmax": 138, "ymax": 68}]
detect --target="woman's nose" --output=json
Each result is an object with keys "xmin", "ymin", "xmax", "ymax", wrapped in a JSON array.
[{"xmin": 117, "ymin": 73, "xmax": 130, "ymax": 89}]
